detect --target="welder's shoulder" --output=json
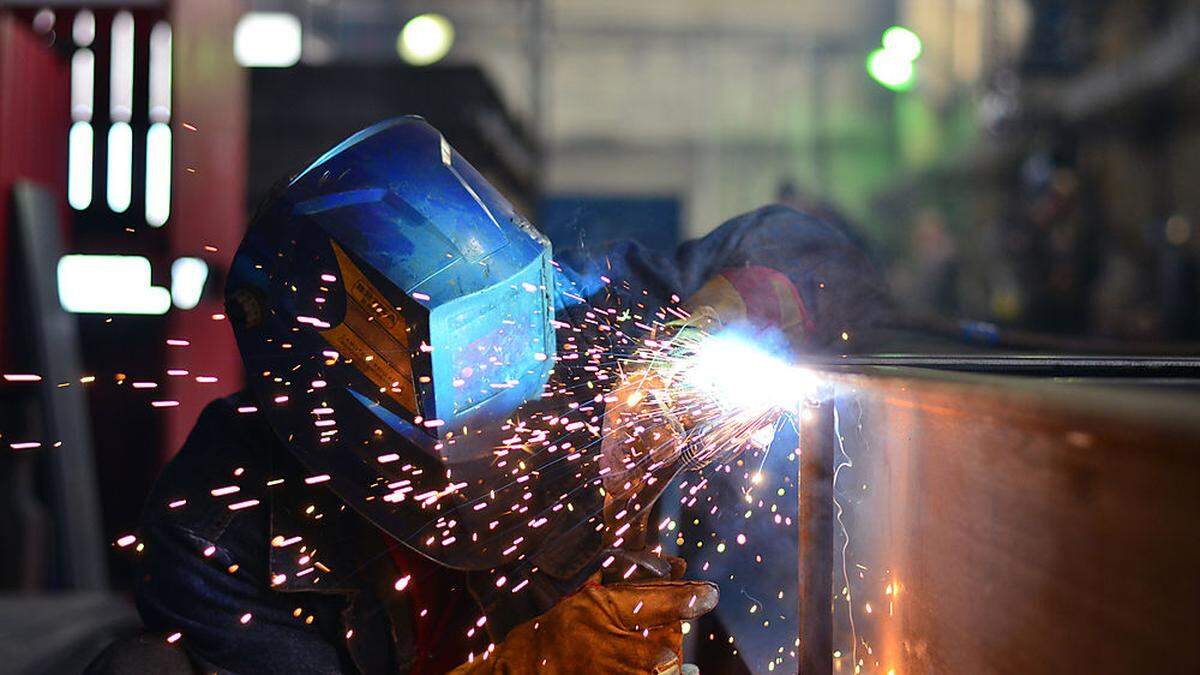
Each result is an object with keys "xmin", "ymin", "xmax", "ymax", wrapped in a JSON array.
[
  {"xmin": 133, "ymin": 392, "xmax": 357, "ymax": 673},
  {"xmin": 713, "ymin": 203, "xmax": 860, "ymax": 251},
  {"xmin": 139, "ymin": 390, "xmax": 277, "ymax": 541}
]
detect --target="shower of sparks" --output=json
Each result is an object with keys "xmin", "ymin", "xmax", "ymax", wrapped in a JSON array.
[{"xmin": 5, "ymin": 252, "xmax": 863, "ymax": 673}]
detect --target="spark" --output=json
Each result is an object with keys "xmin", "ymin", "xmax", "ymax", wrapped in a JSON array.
[{"xmin": 3, "ymin": 373, "xmax": 41, "ymax": 382}]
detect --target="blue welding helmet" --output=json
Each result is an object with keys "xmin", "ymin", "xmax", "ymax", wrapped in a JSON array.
[{"xmin": 226, "ymin": 118, "xmax": 579, "ymax": 570}]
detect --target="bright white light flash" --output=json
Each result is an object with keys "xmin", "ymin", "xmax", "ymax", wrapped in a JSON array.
[
  {"xmin": 171, "ymin": 257, "xmax": 209, "ymax": 309},
  {"xmin": 681, "ymin": 331, "xmax": 818, "ymax": 415},
  {"xmin": 57, "ymin": 254, "xmax": 170, "ymax": 315},
  {"xmin": 234, "ymin": 13, "xmax": 302, "ymax": 68}
]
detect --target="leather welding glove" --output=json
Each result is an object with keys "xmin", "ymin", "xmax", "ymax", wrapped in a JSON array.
[
  {"xmin": 448, "ymin": 572, "xmax": 718, "ymax": 674},
  {"xmin": 674, "ymin": 266, "xmax": 813, "ymax": 349}
]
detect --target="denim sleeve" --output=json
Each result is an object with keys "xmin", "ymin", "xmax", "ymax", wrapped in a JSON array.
[
  {"xmin": 134, "ymin": 396, "xmax": 356, "ymax": 674},
  {"xmin": 135, "ymin": 520, "xmax": 353, "ymax": 674}
]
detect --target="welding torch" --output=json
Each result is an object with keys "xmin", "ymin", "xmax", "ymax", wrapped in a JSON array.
[{"xmin": 598, "ymin": 277, "xmax": 815, "ymax": 583}]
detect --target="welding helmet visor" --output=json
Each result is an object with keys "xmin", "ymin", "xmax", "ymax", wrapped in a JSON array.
[{"xmin": 227, "ymin": 118, "xmax": 602, "ymax": 571}]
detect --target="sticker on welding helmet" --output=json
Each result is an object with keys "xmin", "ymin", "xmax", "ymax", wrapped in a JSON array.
[{"xmin": 320, "ymin": 241, "xmax": 420, "ymax": 416}]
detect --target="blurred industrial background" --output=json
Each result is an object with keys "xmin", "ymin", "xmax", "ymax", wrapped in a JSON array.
[{"xmin": 1, "ymin": 0, "xmax": 1198, "ymax": 671}]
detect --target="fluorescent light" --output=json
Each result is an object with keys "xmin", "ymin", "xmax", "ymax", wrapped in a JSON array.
[
  {"xmin": 71, "ymin": 49, "xmax": 94, "ymax": 121},
  {"xmin": 107, "ymin": 122, "xmax": 133, "ymax": 213},
  {"xmin": 68, "ymin": 122, "xmax": 93, "ymax": 210},
  {"xmin": 171, "ymin": 257, "xmax": 209, "ymax": 309},
  {"xmin": 72, "ymin": 9, "xmax": 94, "ymax": 47},
  {"xmin": 57, "ymin": 254, "xmax": 171, "ymax": 315},
  {"xmin": 110, "ymin": 11, "xmax": 134, "ymax": 122},
  {"xmin": 234, "ymin": 13, "xmax": 302, "ymax": 68},
  {"xmin": 149, "ymin": 22, "xmax": 172, "ymax": 123},
  {"xmin": 145, "ymin": 123, "xmax": 171, "ymax": 227},
  {"xmin": 398, "ymin": 13, "xmax": 455, "ymax": 66}
]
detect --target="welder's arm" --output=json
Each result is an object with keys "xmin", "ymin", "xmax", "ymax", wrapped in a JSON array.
[
  {"xmin": 448, "ymin": 572, "xmax": 717, "ymax": 674},
  {"xmin": 132, "ymin": 520, "xmax": 354, "ymax": 673},
  {"xmin": 555, "ymin": 203, "xmax": 889, "ymax": 348}
]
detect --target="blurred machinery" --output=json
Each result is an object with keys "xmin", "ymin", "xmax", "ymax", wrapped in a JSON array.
[{"xmin": 247, "ymin": 64, "xmax": 537, "ymax": 215}]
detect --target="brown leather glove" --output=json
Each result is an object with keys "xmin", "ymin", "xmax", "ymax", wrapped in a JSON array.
[{"xmin": 448, "ymin": 572, "xmax": 718, "ymax": 674}]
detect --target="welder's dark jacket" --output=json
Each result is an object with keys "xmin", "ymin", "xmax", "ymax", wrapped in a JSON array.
[{"xmin": 132, "ymin": 205, "xmax": 887, "ymax": 674}]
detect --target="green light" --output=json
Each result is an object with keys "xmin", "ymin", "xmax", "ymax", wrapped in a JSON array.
[
  {"xmin": 867, "ymin": 48, "xmax": 915, "ymax": 91},
  {"xmin": 882, "ymin": 26, "xmax": 923, "ymax": 61},
  {"xmin": 867, "ymin": 26, "xmax": 921, "ymax": 91}
]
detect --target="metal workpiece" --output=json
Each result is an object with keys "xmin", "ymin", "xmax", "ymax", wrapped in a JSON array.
[
  {"xmin": 810, "ymin": 354, "xmax": 1200, "ymax": 378},
  {"xmin": 808, "ymin": 366, "xmax": 1200, "ymax": 674}
]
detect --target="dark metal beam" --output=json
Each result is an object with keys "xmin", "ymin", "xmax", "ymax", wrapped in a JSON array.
[{"xmin": 798, "ymin": 398, "xmax": 835, "ymax": 674}]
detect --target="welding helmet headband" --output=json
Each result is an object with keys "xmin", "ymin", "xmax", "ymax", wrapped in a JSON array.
[{"xmin": 225, "ymin": 118, "xmax": 582, "ymax": 570}]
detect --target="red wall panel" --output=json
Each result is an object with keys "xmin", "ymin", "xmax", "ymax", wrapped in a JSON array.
[
  {"xmin": 162, "ymin": 0, "xmax": 247, "ymax": 458},
  {"xmin": 0, "ymin": 13, "xmax": 69, "ymax": 367}
]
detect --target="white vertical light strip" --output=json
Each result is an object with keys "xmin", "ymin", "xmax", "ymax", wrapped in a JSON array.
[
  {"xmin": 72, "ymin": 9, "xmax": 95, "ymax": 47},
  {"xmin": 69, "ymin": 42, "xmax": 95, "ymax": 211},
  {"xmin": 109, "ymin": 12, "xmax": 135, "ymax": 215},
  {"xmin": 148, "ymin": 22, "xmax": 172, "ymax": 123},
  {"xmin": 107, "ymin": 122, "xmax": 133, "ymax": 213},
  {"xmin": 147, "ymin": 22, "xmax": 173, "ymax": 227},
  {"xmin": 145, "ymin": 123, "xmax": 171, "ymax": 226},
  {"xmin": 110, "ymin": 11, "xmax": 134, "ymax": 122},
  {"xmin": 70, "ymin": 49, "xmax": 94, "ymax": 121},
  {"xmin": 68, "ymin": 122, "xmax": 94, "ymax": 210}
]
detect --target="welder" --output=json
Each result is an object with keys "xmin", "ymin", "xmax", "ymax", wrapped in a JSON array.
[{"xmin": 89, "ymin": 117, "xmax": 886, "ymax": 674}]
